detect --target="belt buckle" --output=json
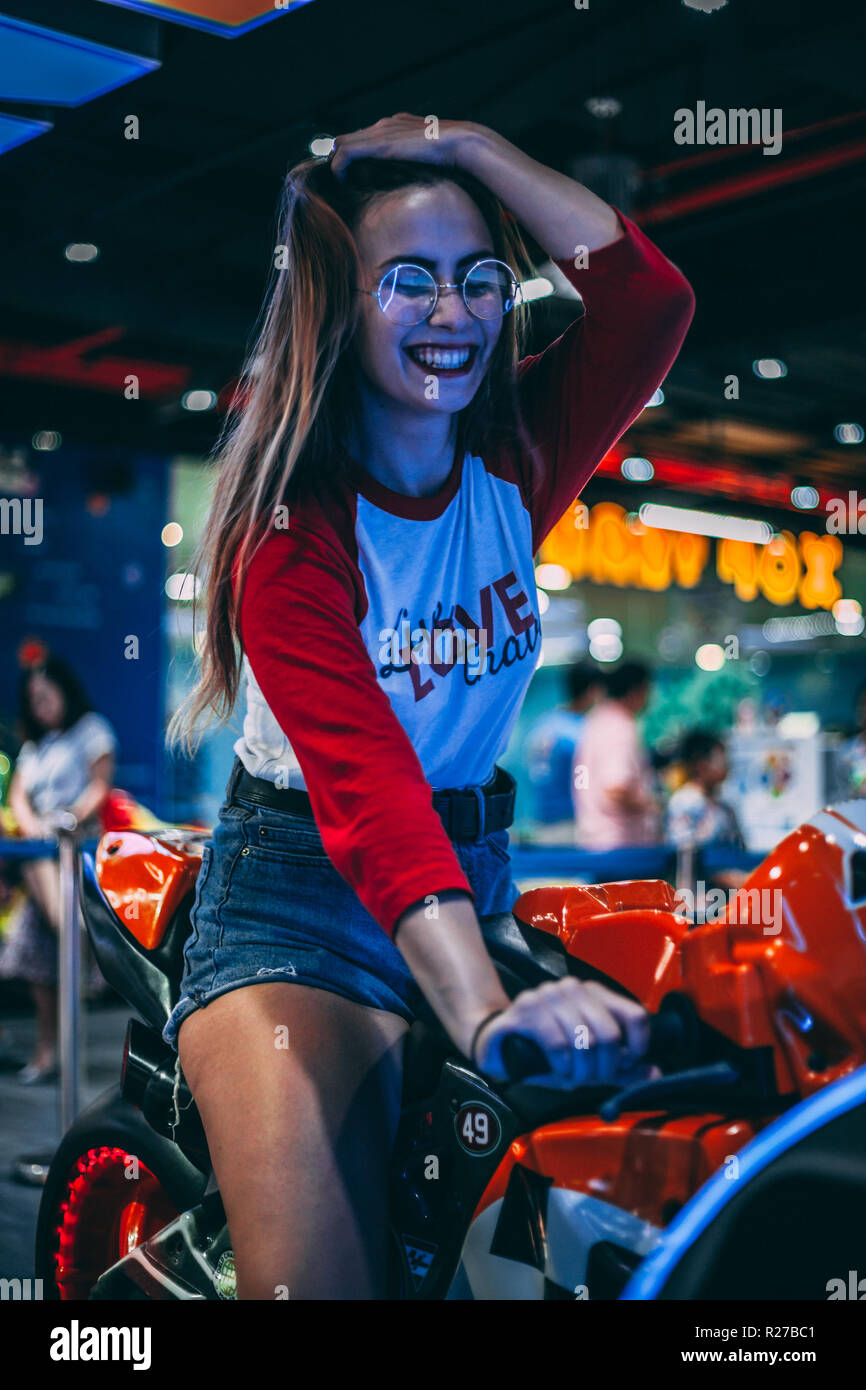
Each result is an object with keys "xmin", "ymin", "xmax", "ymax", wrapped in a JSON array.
[{"xmin": 441, "ymin": 791, "xmax": 480, "ymax": 842}]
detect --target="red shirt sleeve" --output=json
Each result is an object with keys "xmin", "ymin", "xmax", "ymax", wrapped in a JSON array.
[
  {"xmin": 516, "ymin": 207, "xmax": 696, "ymax": 551},
  {"xmin": 234, "ymin": 522, "xmax": 475, "ymax": 938}
]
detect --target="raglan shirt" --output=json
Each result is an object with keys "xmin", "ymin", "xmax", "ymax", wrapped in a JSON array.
[{"xmin": 233, "ymin": 207, "xmax": 696, "ymax": 937}]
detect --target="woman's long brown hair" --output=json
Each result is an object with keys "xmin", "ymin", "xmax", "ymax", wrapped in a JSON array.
[{"xmin": 166, "ymin": 154, "xmax": 535, "ymax": 756}]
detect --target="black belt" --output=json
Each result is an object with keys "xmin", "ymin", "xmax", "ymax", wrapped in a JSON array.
[{"xmin": 226, "ymin": 757, "xmax": 515, "ymax": 841}]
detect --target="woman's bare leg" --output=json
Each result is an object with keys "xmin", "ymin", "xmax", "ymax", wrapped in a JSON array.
[
  {"xmin": 16, "ymin": 863, "xmax": 60, "ymax": 1070},
  {"xmin": 31, "ymin": 984, "xmax": 58, "ymax": 1068},
  {"xmin": 177, "ymin": 981, "xmax": 409, "ymax": 1300},
  {"xmin": 21, "ymin": 858, "xmax": 62, "ymax": 933}
]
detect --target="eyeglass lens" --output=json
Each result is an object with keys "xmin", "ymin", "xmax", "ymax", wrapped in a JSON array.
[{"xmin": 377, "ymin": 261, "xmax": 517, "ymax": 325}]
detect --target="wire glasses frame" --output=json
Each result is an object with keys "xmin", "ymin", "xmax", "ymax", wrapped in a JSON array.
[{"xmin": 357, "ymin": 258, "xmax": 520, "ymax": 326}]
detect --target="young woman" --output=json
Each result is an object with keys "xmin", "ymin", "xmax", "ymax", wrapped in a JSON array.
[
  {"xmin": 166, "ymin": 113, "xmax": 695, "ymax": 1299},
  {"xmin": 3, "ymin": 654, "xmax": 117, "ymax": 1080}
]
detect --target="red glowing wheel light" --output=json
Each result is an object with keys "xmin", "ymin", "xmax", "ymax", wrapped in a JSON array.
[{"xmin": 51, "ymin": 1146, "xmax": 178, "ymax": 1300}]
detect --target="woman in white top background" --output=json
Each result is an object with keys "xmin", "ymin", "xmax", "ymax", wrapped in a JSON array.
[{"xmin": 2, "ymin": 651, "xmax": 117, "ymax": 1082}]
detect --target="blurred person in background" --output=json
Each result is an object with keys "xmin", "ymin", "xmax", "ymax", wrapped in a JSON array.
[
  {"xmin": 838, "ymin": 676, "xmax": 866, "ymax": 799},
  {"xmin": 572, "ymin": 659, "xmax": 660, "ymax": 849},
  {"xmin": 665, "ymin": 727, "xmax": 746, "ymax": 893},
  {"xmin": 667, "ymin": 728, "xmax": 750, "ymax": 900},
  {"xmin": 0, "ymin": 654, "xmax": 117, "ymax": 1083},
  {"xmin": 524, "ymin": 660, "xmax": 603, "ymax": 842}
]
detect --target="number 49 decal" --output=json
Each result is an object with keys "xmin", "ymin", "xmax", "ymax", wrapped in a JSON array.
[{"xmin": 455, "ymin": 1102, "xmax": 501, "ymax": 1156}]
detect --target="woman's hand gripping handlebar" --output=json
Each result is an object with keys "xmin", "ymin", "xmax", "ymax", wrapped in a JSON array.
[{"xmin": 469, "ymin": 977, "xmax": 658, "ymax": 1089}]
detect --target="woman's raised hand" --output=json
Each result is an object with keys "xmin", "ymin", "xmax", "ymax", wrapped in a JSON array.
[{"xmin": 329, "ymin": 113, "xmax": 479, "ymax": 179}]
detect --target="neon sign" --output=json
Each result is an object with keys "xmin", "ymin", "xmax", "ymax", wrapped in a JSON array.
[{"xmin": 540, "ymin": 501, "xmax": 844, "ymax": 609}]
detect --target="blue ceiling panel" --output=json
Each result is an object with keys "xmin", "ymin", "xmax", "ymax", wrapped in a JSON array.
[
  {"xmin": 0, "ymin": 15, "xmax": 160, "ymax": 106},
  {"xmin": 92, "ymin": 0, "xmax": 312, "ymax": 39},
  {"xmin": 0, "ymin": 111, "xmax": 53, "ymax": 154}
]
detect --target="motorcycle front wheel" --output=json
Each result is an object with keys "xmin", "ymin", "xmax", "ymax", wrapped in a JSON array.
[{"xmin": 35, "ymin": 1083, "xmax": 208, "ymax": 1299}]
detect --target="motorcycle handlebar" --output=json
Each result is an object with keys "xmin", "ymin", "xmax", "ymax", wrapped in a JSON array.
[
  {"xmin": 499, "ymin": 1033, "xmax": 550, "ymax": 1083},
  {"xmin": 498, "ymin": 1006, "xmax": 691, "ymax": 1085}
]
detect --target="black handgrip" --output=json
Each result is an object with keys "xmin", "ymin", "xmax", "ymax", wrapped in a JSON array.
[
  {"xmin": 646, "ymin": 996, "xmax": 697, "ymax": 1070},
  {"xmin": 499, "ymin": 1032, "xmax": 552, "ymax": 1083},
  {"xmin": 646, "ymin": 1007, "xmax": 685, "ymax": 1063}
]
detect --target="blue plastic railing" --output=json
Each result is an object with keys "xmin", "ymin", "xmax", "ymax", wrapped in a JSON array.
[
  {"xmin": 509, "ymin": 842, "xmax": 764, "ymax": 883},
  {"xmin": 0, "ymin": 836, "xmax": 765, "ymax": 881}
]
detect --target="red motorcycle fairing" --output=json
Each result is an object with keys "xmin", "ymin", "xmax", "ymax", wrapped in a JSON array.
[
  {"xmin": 515, "ymin": 800, "xmax": 866, "ymax": 1099},
  {"xmin": 448, "ymin": 1112, "xmax": 758, "ymax": 1299},
  {"xmin": 96, "ymin": 830, "xmax": 206, "ymax": 951},
  {"xmin": 449, "ymin": 800, "xmax": 866, "ymax": 1300}
]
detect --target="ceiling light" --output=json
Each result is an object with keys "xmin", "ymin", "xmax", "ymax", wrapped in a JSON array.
[
  {"xmin": 695, "ymin": 643, "xmax": 725, "ymax": 671},
  {"xmin": 639, "ymin": 503, "xmax": 773, "ymax": 544},
  {"xmin": 750, "ymin": 651, "xmax": 771, "ymax": 676},
  {"xmin": 753, "ymin": 358, "xmax": 787, "ymax": 379},
  {"xmin": 587, "ymin": 618, "xmax": 622, "ymax": 639},
  {"xmin": 585, "ymin": 97, "xmax": 621, "ymax": 119},
  {"xmin": 589, "ymin": 633, "xmax": 623, "ymax": 662},
  {"xmin": 165, "ymin": 572, "xmax": 200, "ymax": 601},
  {"xmin": 763, "ymin": 613, "xmax": 836, "ymax": 643},
  {"xmin": 834, "ymin": 422, "xmax": 864, "ymax": 445},
  {"xmin": 64, "ymin": 242, "xmax": 99, "ymax": 263},
  {"xmin": 535, "ymin": 562, "xmax": 571, "ymax": 591},
  {"xmin": 833, "ymin": 598, "xmax": 865, "ymax": 636},
  {"xmin": 182, "ymin": 389, "xmax": 217, "ymax": 412},
  {"xmin": 32, "ymin": 430, "xmax": 61, "ymax": 451},
  {"xmin": 516, "ymin": 277, "xmax": 554, "ymax": 303},
  {"xmin": 621, "ymin": 456, "xmax": 654, "ymax": 482}
]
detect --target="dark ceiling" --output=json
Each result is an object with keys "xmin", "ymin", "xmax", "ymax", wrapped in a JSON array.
[{"xmin": 1, "ymin": 0, "xmax": 864, "ymax": 506}]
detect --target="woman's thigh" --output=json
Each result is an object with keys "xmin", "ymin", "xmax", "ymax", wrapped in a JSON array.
[
  {"xmin": 177, "ymin": 979, "xmax": 409, "ymax": 1300},
  {"xmin": 20, "ymin": 857, "xmax": 61, "ymax": 929}
]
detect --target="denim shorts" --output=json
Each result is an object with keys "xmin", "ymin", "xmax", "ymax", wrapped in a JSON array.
[{"xmin": 162, "ymin": 787, "xmax": 519, "ymax": 1052}]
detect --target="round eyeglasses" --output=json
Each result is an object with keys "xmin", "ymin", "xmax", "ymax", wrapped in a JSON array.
[{"xmin": 358, "ymin": 258, "xmax": 520, "ymax": 326}]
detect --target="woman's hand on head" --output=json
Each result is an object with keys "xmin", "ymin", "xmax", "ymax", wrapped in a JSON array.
[
  {"xmin": 329, "ymin": 113, "xmax": 482, "ymax": 179},
  {"xmin": 473, "ymin": 978, "xmax": 654, "ymax": 1091}
]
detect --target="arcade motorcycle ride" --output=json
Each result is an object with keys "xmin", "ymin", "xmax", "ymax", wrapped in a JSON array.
[{"xmin": 35, "ymin": 800, "xmax": 866, "ymax": 1299}]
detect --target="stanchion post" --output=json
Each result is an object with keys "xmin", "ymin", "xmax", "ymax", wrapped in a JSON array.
[
  {"xmin": 675, "ymin": 841, "xmax": 696, "ymax": 899},
  {"xmin": 54, "ymin": 812, "xmax": 82, "ymax": 1134}
]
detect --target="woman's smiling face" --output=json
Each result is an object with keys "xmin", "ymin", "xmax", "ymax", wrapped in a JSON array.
[{"xmin": 351, "ymin": 181, "xmax": 504, "ymax": 416}]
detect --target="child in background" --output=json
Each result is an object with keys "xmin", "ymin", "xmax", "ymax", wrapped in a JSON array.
[
  {"xmin": 665, "ymin": 728, "xmax": 746, "ymax": 894},
  {"xmin": 666, "ymin": 729, "xmax": 743, "ymax": 849}
]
